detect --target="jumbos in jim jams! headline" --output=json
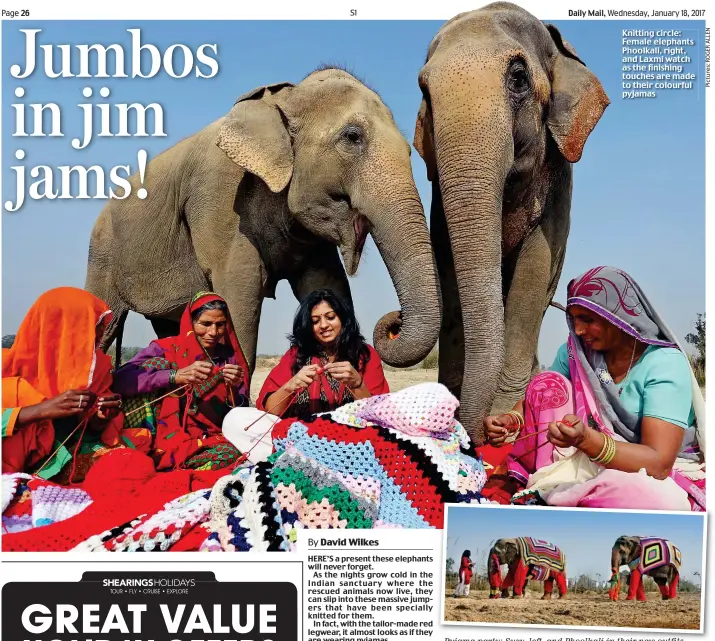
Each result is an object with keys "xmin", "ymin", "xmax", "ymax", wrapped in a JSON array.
[{"xmin": 5, "ymin": 28, "xmax": 220, "ymax": 213}]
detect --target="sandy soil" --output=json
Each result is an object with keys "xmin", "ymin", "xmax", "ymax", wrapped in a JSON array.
[
  {"xmin": 249, "ymin": 364, "xmax": 437, "ymax": 404},
  {"xmin": 443, "ymin": 589, "xmax": 701, "ymax": 630}
]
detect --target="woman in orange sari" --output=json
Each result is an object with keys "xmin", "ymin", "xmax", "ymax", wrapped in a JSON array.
[{"xmin": 2, "ymin": 287, "xmax": 123, "ymax": 481}]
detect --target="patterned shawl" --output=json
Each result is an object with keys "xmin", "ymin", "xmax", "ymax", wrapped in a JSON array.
[{"xmin": 566, "ymin": 266, "xmax": 705, "ymax": 457}]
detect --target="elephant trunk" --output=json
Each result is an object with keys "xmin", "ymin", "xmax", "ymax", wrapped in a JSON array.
[
  {"xmin": 369, "ymin": 190, "xmax": 441, "ymax": 368},
  {"xmin": 430, "ymin": 60, "xmax": 513, "ymax": 440},
  {"xmin": 611, "ymin": 547, "xmax": 622, "ymax": 572}
]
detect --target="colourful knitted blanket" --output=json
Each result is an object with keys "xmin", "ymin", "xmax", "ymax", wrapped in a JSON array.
[
  {"xmin": 636, "ymin": 537, "xmax": 682, "ymax": 574},
  {"xmin": 2, "ymin": 384, "xmax": 490, "ymax": 551},
  {"xmin": 516, "ymin": 537, "xmax": 566, "ymax": 573}
]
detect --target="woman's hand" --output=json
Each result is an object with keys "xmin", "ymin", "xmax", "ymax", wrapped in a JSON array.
[
  {"xmin": 484, "ymin": 413, "xmax": 519, "ymax": 446},
  {"xmin": 175, "ymin": 361, "xmax": 214, "ymax": 386},
  {"xmin": 287, "ymin": 364, "xmax": 321, "ymax": 392},
  {"xmin": 547, "ymin": 414, "xmax": 588, "ymax": 449},
  {"xmin": 323, "ymin": 361, "xmax": 363, "ymax": 389},
  {"xmin": 222, "ymin": 363, "xmax": 244, "ymax": 386},
  {"xmin": 96, "ymin": 393, "xmax": 123, "ymax": 420},
  {"xmin": 36, "ymin": 389, "xmax": 97, "ymax": 421}
]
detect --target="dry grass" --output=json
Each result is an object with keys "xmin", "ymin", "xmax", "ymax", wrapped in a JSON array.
[{"xmin": 443, "ymin": 588, "xmax": 701, "ymax": 630}]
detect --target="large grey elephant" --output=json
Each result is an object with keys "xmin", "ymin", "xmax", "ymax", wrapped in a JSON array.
[
  {"xmin": 86, "ymin": 67, "xmax": 441, "ymax": 374},
  {"xmin": 413, "ymin": 2, "xmax": 610, "ymax": 442},
  {"xmin": 610, "ymin": 536, "xmax": 681, "ymax": 601},
  {"xmin": 488, "ymin": 537, "xmax": 567, "ymax": 599}
]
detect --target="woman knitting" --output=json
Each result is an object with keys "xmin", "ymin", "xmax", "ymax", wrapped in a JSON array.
[
  {"xmin": 112, "ymin": 292, "xmax": 250, "ymax": 470},
  {"xmin": 2, "ymin": 287, "xmax": 123, "ymax": 481},
  {"xmin": 484, "ymin": 266, "xmax": 705, "ymax": 511},
  {"xmin": 257, "ymin": 289, "xmax": 389, "ymax": 420}
]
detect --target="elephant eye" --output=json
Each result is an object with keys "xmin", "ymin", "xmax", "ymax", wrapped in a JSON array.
[
  {"xmin": 508, "ymin": 60, "xmax": 530, "ymax": 97},
  {"xmin": 340, "ymin": 125, "xmax": 364, "ymax": 145}
]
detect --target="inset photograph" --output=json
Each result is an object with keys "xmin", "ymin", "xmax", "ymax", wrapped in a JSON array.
[{"xmin": 442, "ymin": 505, "xmax": 705, "ymax": 632}]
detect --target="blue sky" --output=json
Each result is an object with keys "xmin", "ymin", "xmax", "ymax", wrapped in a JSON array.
[
  {"xmin": 445, "ymin": 506, "xmax": 705, "ymax": 582},
  {"xmin": 1, "ymin": 19, "xmax": 705, "ymax": 364}
]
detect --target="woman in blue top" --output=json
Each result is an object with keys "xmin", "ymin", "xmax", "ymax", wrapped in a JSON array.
[{"xmin": 484, "ymin": 266, "xmax": 705, "ymax": 511}]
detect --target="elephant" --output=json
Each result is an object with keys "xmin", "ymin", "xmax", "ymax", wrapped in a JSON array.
[
  {"xmin": 413, "ymin": 2, "xmax": 610, "ymax": 442},
  {"xmin": 488, "ymin": 537, "xmax": 567, "ymax": 599},
  {"xmin": 610, "ymin": 535, "xmax": 681, "ymax": 601},
  {"xmin": 86, "ymin": 67, "xmax": 441, "ymax": 376}
]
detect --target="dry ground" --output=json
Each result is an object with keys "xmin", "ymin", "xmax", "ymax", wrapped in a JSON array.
[
  {"xmin": 443, "ymin": 588, "xmax": 701, "ymax": 630},
  {"xmin": 249, "ymin": 362, "xmax": 437, "ymax": 405}
]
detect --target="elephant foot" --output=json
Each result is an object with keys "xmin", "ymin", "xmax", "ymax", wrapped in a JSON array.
[
  {"xmin": 558, "ymin": 594, "xmax": 567, "ymax": 600},
  {"xmin": 625, "ymin": 597, "xmax": 636, "ymax": 601},
  {"xmin": 512, "ymin": 594, "xmax": 524, "ymax": 599},
  {"xmin": 501, "ymin": 590, "xmax": 510, "ymax": 599},
  {"xmin": 541, "ymin": 594, "xmax": 552, "ymax": 600},
  {"xmin": 637, "ymin": 597, "xmax": 647, "ymax": 602},
  {"xmin": 661, "ymin": 595, "xmax": 670, "ymax": 601}
]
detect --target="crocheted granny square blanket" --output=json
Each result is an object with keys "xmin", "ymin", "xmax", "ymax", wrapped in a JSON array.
[
  {"xmin": 516, "ymin": 537, "xmax": 566, "ymax": 573},
  {"xmin": 637, "ymin": 537, "xmax": 682, "ymax": 574},
  {"xmin": 2, "ymin": 384, "xmax": 490, "ymax": 551},
  {"xmin": 2, "ymin": 473, "xmax": 93, "ymax": 534}
]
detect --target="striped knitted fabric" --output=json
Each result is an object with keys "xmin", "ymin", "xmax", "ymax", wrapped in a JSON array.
[
  {"xmin": 637, "ymin": 537, "xmax": 682, "ymax": 574},
  {"xmin": 516, "ymin": 537, "xmax": 566, "ymax": 573}
]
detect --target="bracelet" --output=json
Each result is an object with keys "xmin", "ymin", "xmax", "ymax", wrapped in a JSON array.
[
  {"xmin": 590, "ymin": 432, "xmax": 617, "ymax": 465},
  {"xmin": 349, "ymin": 375, "xmax": 364, "ymax": 390},
  {"xmin": 505, "ymin": 410, "xmax": 524, "ymax": 427},
  {"xmin": 169, "ymin": 370, "xmax": 177, "ymax": 385}
]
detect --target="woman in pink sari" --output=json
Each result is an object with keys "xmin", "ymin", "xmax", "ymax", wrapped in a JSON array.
[{"xmin": 484, "ymin": 266, "xmax": 705, "ymax": 511}]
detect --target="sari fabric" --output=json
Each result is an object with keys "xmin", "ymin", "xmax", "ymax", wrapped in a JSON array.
[
  {"xmin": 256, "ymin": 345, "xmax": 389, "ymax": 419},
  {"xmin": 148, "ymin": 292, "xmax": 250, "ymax": 470},
  {"xmin": 2, "ymin": 287, "xmax": 122, "ymax": 475}
]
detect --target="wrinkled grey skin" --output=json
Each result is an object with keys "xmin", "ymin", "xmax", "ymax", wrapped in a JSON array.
[
  {"xmin": 611, "ymin": 536, "xmax": 679, "ymax": 599},
  {"xmin": 489, "ymin": 538, "xmax": 527, "ymax": 598},
  {"xmin": 86, "ymin": 68, "xmax": 441, "ymax": 372},
  {"xmin": 414, "ymin": 2, "xmax": 609, "ymax": 442}
]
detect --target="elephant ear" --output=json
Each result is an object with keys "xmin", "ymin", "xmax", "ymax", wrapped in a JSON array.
[
  {"xmin": 545, "ymin": 24, "xmax": 610, "ymax": 163},
  {"xmin": 414, "ymin": 97, "xmax": 437, "ymax": 182},
  {"xmin": 217, "ymin": 82, "xmax": 295, "ymax": 193}
]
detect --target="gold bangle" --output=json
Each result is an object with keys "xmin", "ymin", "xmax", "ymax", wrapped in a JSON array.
[
  {"xmin": 590, "ymin": 432, "xmax": 610, "ymax": 464},
  {"xmin": 505, "ymin": 410, "xmax": 524, "ymax": 427},
  {"xmin": 601, "ymin": 436, "xmax": 617, "ymax": 465}
]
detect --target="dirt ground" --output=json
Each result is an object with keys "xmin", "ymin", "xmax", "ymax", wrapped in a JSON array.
[
  {"xmin": 249, "ymin": 364, "xmax": 437, "ymax": 404},
  {"xmin": 443, "ymin": 589, "xmax": 701, "ymax": 630}
]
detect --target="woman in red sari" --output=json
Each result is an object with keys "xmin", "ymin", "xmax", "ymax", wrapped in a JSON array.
[
  {"xmin": 2, "ymin": 287, "xmax": 123, "ymax": 481},
  {"xmin": 112, "ymin": 292, "xmax": 250, "ymax": 470},
  {"xmin": 454, "ymin": 550, "xmax": 474, "ymax": 597},
  {"xmin": 257, "ymin": 289, "xmax": 389, "ymax": 420}
]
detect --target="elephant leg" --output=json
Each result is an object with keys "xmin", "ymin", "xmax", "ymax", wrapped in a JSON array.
[
  {"xmin": 493, "ymin": 224, "xmax": 556, "ymax": 414},
  {"xmin": 627, "ymin": 569, "xmax": 642, "ymax": 600},
  {"xmin": 669, "ymin": 573, "xmax": 679, "ymax": 599},
  {"xmin": 556, "ymin": 573, "xmax": 567, "ymax": 597},
  {"xmin": 512, "ymin": 560, "xmax": 528, "ymax": 597},
  {"xmin": 287, "ymin": 243, "xmax": 352, "ymax": 308},
  {"xmin": 149, "ymin": 317, "xmax": 180, "ymax": 339},
  {"xmin": 542, "ymin": 577, "xmax": 554, "ymax": 599},
  {"xmin": 431, "ymin": 185, "xmax": 464, "ymax": 404},
  {"xmin": 211, "ymin": 237, "xmax": 266, "ymax": 374},
  {"xmin": 637, "ymin": 577, "xmax": 646, "ymax": 601}
]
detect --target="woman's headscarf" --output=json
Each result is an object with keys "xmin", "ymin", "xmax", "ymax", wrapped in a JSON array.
[
  {"xmin": 2, "ymin": 287, "xmax": 113, "ymax": 397},
  {"xmin": 566, "ymin": 266, "xmax": 705, "ymax": 455}
]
